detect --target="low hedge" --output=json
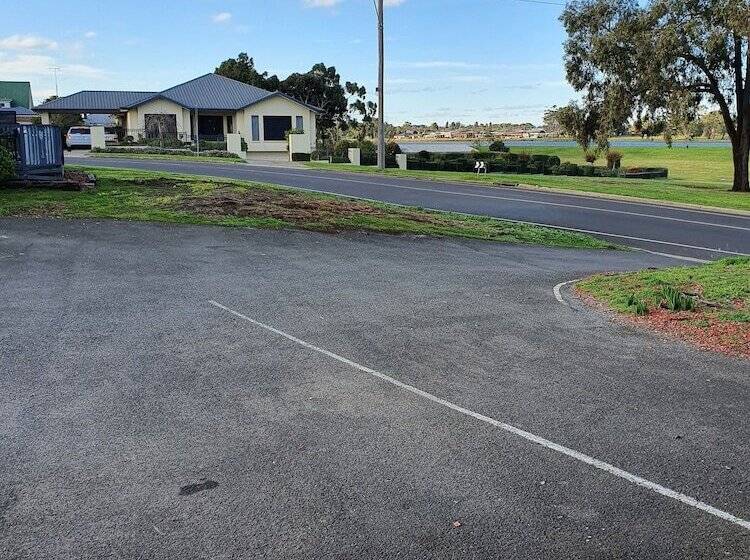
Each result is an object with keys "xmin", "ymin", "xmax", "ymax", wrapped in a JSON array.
[
  {"xmin": 291, "ymin": 152, "xmax": 311, "ymax": 162},
  {"xmin": 91, "ymin": 147, "xmax": 240, "ymax": 159},
  {"xmin": 406, "ymin": 152, "xmax": 667, "ymax": 179}
]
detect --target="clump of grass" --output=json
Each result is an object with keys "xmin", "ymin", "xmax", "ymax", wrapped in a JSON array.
[
  {"xmin": 626, "ymin": 293, "xmax": 649, "ymax": 315},
  {"xmin": 662, "ymin": 285, "xmax": 695, "ymax": 311}
]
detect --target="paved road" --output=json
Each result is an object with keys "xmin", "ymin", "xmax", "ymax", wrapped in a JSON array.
[
  {"xmin": 68, "ymin": 156, "xmax": 750, "ymax": 261},
  {"xmin": 1, "ymin": 219, "xmax": 748, "ymax": 559}
]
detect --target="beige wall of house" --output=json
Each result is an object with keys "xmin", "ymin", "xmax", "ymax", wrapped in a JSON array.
[
  {"xmin": 117, "ymin": 94, "xmax": 316, "ymax": 152},
  {"xmin": 125, "ymin": 99, "xmax": 192, "ymax": 136},
  {"xmin": 236, "ymin": 96, "xmax": 316, "ymax": 153}
]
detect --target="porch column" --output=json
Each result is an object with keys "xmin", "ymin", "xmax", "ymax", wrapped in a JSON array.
[{"xmin": 40, "ymin": 112, "xmax": 51, "ymax": 125}]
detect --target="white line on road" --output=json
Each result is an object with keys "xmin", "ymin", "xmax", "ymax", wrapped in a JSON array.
[
  {"xmin": 553, "ymin": 279, "xmax": 580, "ymax": 306},
  {"xmin": 208, "ymin": 299, "xmax": 750, "ymax": 532}
]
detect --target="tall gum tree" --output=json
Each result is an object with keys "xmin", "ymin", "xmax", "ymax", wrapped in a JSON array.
[{"xmin": 561, "ymin": 0, "xmax": 750, "ymax": 192}]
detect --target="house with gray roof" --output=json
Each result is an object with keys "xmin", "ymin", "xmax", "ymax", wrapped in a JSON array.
[{"xmin": 34, "ymin": 73, "xmax": 321, "ymax": 156}]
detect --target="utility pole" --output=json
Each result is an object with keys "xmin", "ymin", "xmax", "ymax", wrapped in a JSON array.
[
  {"xmin": 376, "ymin": 0, "xmax": 385, "ymax": 170},
  {"xmin": 49, "ymin": 66, "xmax": 61, "ymax": 97}
]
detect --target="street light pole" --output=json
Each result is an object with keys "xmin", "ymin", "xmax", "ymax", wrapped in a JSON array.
[{"xmin": 376, "ymin": 0, "xmax": 385, "ymax": 170}]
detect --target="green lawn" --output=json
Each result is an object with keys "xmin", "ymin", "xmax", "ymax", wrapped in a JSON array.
[
  {"xmin": 88, "ymin": 152, "xmax": 246, "ymax": 165},
  {"xmin": 576, "ymin": 257, "xmax": 749, "ymax": 357},
  {"xmin": 577, "ymin": 257, "xmax": 750, "ymax": 320},
  {"xmin": 307, "ymin": 146, "xmax": 750, "ymax": 212},
  {"xmin": 0, "ymin": 166, "xmax": 617, "ymax": 250}
]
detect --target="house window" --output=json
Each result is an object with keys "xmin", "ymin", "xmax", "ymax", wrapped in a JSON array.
[
  {"xmin": 295, "ymin": 116, "xmax": 304, "ymax": 132},
  {"xmin": 226, "ymin": 115, "xmax": 233, "ymax": 134},
  {"xmin": 263, "ymin": 116, "xmax": 292, "ymax": 141},
  {"xmin": 251, "ymin": 115, "xmax": 260, "ymax": 141}
]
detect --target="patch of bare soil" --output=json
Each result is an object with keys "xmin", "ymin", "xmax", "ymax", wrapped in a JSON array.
[
  {"xmin": 10, "ymin": 202, "xmax": 67, "ymax": 218},
  {"xmin": 576, "ymin": 288, "xmax": 750, "ymax": 359},
  {"xmin": 175, "ymin": 186, "xmax": 451, "ymax": 227}
]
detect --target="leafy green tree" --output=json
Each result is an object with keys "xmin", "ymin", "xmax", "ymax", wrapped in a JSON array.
[
  {"xmin": 561, "ymin": 0, "xmax": 750, "ymax": 192},
  {"xmin": 215, "ymin": 53, "xmax": 279, "ymax": 90},
  {"xmin": 553, "ymin": 101, "xmax": 606, "ymax": 153},
  {"xmin": 280, "ymin": 63, "xmax": 348, "ymax": 137},
  {"xmin": 700, "ymin": 111, "xmax": 728, "ymax": 139}
]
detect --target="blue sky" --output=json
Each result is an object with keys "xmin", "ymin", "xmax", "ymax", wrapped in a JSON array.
[{"xmin": 2, "ymin": 0, "xmax": 575, "ymax": 125}]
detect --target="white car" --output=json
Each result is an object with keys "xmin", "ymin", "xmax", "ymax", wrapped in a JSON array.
[{"xmin": 66, "ymin": 126, "xmax": 118, "ymax": 148}]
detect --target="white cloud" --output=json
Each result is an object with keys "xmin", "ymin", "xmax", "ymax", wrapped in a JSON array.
[
  {"xmin": 384, "ymin": 0, "xmax": 406, "ymax": 5},
  {"xmin": 84, "ymin": 31, "xmax": 97, "ymax": 39},
  {"xmin": 212, "ymin": 12, "xmax": 232, "ymax": 23},
  {"xmin": 0, "ymin": 53, "xmax": 105, "ymax": 80},
  {"xmin": 0, "ymin": 34, "xmax": 58, "ymax": 50}
]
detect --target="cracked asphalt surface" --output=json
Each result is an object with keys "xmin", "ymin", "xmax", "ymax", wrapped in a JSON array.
[{"xmin": 1, "ymin": 219, "xmax": 748, "ymax": 559}]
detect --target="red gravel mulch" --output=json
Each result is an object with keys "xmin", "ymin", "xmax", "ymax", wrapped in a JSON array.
[{"xmin": 575, "ymin": 289, "xmax": 750, "ymax": 359}]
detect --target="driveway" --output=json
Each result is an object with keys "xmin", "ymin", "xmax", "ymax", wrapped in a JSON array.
[
  {"xmin": 67, "ymin": 156, "xmax": 750, "ymax": 261},
  {"xmin": 1, "ymin": 219, "xmax": 747, "ymax": 559}
]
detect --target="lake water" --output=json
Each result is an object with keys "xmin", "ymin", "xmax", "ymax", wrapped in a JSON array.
[{"xmin": 398, "ymin": 140, "xmax": 732, "ymax": 153}]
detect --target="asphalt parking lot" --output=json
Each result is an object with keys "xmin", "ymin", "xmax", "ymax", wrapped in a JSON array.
[{"xmin": 1, "ymin": 219, "xmax": 748, "ymax": 559}]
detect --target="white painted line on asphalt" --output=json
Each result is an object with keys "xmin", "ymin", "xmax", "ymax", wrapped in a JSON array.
[
  {"xmin": 74, "ymin": 158, "xmax": 750, "ymax": 229},
  {"xmin": 632, "ymin": 248, "xmax": 710, "ymax": 263},
  {"xmin": 209, "ymin": 299, "xmax": 750, "ymax": 532},
  {"xmin": 553, "ymin": 279, "xmax": 580, "ymax": 306}
]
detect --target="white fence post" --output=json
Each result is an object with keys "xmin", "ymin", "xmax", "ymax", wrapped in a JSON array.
[
  {"xmin": 226, "ymin": 133, "xmax": 245, "ymax": 158},
  {"xmin": 396, "ymin": 154, "xmax": 407, "ymax": 170},
  {"xmin": 347, "ymin": 147, "xmax": 361, "ymax": 166},
  {"xmin": 90, "ymin": 126, "xmax": 106, "ymax": 150}
]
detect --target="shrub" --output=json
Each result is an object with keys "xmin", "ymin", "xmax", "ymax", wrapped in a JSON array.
[
  {"xmin": 547, "ymin": 155, "xmax": 561, "ymax": 166},
  {"xmin": 91, "ymin": 146, "xmax": 239, "ymax": 158},
  {"xmin": 0, "ymin": 145, "xmax": 16, "ymax": 182},
  {"xmin": 417, "ymin": 150, "xmax": 431, "ymax": 160},
  {"xmin": 144, "ymin": 137, "xmax": 185, "ymax": 149},
  {"xmin": 581, "ymin": 165, "xmax": 595, "ymax": 177},
  {"xmin": 488, "ymin": 140, "xmax": 509, "ymax": 152},
  {"xmin": 333, "ymin": 139, "xmax": 356, "ymax": 157},
  {"xmin": 331, "ymin": 155, "xmax": 350, "ymax": 164},
  {"xmin": 291, "ymin": 152, "xmax": 311, "ymax": 162},
  {"xmin": 558, "ymin": 162, "xmax": 580, "ymax": 176},
  {"xmin": 358, "ymin": 139, "xmax": 377, "ymax": 156},
  {"xmin": 240, "ymin": 138, "xmax": 248, "ymax": 151},
  {"xmin": 606, "ymin": 150, "xmax": 623, "ymax": 169},
  {"xmin": 194, "ymin": 140, "xmax": 227, "ymax": 151},
  {"xmin": 584, "ymin": 151, "xmax": 597, "ymax": 164}
]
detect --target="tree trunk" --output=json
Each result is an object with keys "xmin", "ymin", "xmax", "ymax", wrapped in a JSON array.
[{"xmin": 732, "ymin": 128, "xmax": 750, "ymax": 192}]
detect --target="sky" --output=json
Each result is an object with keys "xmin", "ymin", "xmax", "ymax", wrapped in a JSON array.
[{"xmin": 2, "ymin": 0, "xmax": 576, "ymax": 125}]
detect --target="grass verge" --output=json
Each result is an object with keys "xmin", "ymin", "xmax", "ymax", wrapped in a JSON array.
[
  {"xmin": 87, "ymin": 152, "xmax": 246, "ymax": 164},
  {"xmin": 307, "ymin": 147, "xmax": 750, "ymax": 213},
  {"xmin": 576, "ymin": 257, "xmax": 750, "ymax": 358},
  {"xmin": 0, "ymin": 166, "xmax": 617, "ymax": 250}
]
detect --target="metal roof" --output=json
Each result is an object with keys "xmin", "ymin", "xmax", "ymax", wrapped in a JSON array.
[
  {"xmin": 33, "ymin": 74, "xmax": 321, "ymax": 114},
  {"xmin": 143, "ymin": 73, "xmax": 274, "ymax": 110},
  {"xmin": 0, "ymin": 81, "xmax": 33, "ymax": 109},
  {"xmin": 34, "ymin": 90, "xmax": 157, "ymax": 112},
  {"xmin": 0, "ymin": 106, "xmax": 36, "ymax": 115}
]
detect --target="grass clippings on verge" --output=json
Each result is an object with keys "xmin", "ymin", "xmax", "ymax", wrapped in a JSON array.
[{"xmin": 0, "ymin": 166, "xmax": 617, "ymax": 250}]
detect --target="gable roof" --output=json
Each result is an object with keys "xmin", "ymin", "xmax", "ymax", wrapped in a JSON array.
[
  {"xmin": 33, "ymin": 73, "xmax": 321, "ymax": 114},
  {"xmin": 0, "ymin": 81, "xmax": 33, "ymax": 109},
  {"xmin": 136, "ymin": 73, "xmax": 274, "ymax": 111},
  {"xmin": 34, "ymin": 90, "xmax": 157, "ymax": 112}
]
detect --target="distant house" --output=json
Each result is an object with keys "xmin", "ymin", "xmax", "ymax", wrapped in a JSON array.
[
  {"xmin": 34, "ymin": 73, "xmax": 321, "ymax": 156},
  {"xmin": 0, "ymin": 81, "xmax": 37, "ymax": 124}
]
